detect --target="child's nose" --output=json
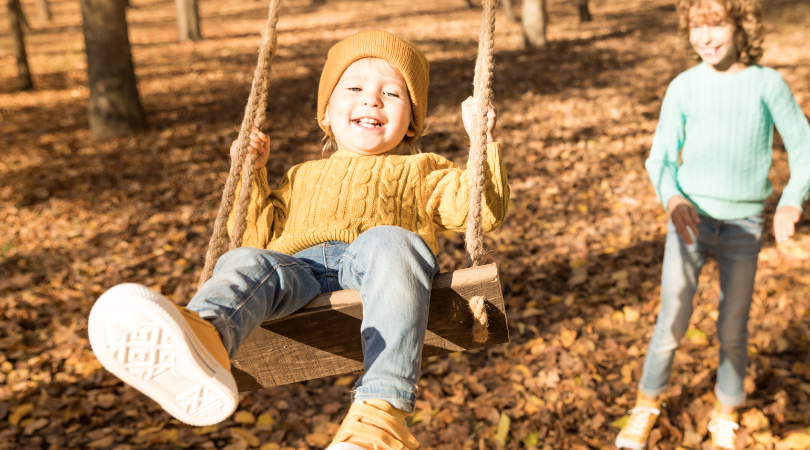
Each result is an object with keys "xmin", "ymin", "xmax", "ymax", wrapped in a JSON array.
[
  {"xmin": 698, "ymin": 26, "xmax": 712, "ymax": 43},
  {"xmin": 363, "ymin": 93, "xmax": 382, "ymax": 107}
]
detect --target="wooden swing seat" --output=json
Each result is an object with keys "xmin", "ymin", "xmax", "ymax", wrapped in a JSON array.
[{"xmin": 232, "ymin": 263, "xmax": 508, "ymax": 391}]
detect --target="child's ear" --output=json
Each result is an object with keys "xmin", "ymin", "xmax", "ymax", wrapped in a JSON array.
[
  {"xmin": 405, "ymin": 128, "xmax": 416, "ymax": 137},
  {"xmin": 321, "ymin": 107, "xmax": 330, "ymax": 128}
]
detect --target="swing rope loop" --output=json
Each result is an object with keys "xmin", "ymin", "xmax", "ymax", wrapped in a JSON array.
[
  {"xmin": 465, "ymin": 0, "xmax": 498, "ymax": 342},
  {"xmin": 198, "ymin": 0, "xmax": 281, "ymax": 289},
  {"xmin": 199, "ymin": 0, "xmax": 497, "ymax": 343}
]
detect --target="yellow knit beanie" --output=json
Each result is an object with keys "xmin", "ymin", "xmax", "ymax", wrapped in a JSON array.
[{"xmin": 317, "ymin": 30, "xmax": 430, "ymax": 140}]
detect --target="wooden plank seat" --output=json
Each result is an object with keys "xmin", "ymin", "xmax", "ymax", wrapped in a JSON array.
[{"xmin": 231, "ymin": 263, "xmax": 509, "ymax": 391}]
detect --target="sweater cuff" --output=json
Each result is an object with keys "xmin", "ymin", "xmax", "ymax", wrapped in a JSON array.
[
  {"xmin": 659, "ymin": 186, "xmax": 683, "ymax": 212},
  {"xmin": 776, "ymin": 195, "xmax": 805, "ymax": 213}
]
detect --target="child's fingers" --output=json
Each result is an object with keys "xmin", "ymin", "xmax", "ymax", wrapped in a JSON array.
[
  {"xmin": 672, "ymin": 218, "xmax": 690, "ymax": 245},
  {"xmin": 774, "ymin": 218, "xmax": 785, "ymax": 243},
  {"xmin": 686, "ymin": 219, "xmax": 699, "ymax": 240},
  {"xmin": 249, "ymin": 135, "xmax": 267, "ymax": 152},
  {"xmin": 690, "ymin": 207, "xmax": 700, "ymax": 224},
  {"xmin": 673, "ymin": 212, "xmax": 695, "ymax": 244},
  {"xmin": 778, "ymin": 217, "xmax": 794, "ymax": 242}
]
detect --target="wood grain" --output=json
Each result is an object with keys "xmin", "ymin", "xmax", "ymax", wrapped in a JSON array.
[{"xmin": 232, "ymin": 263, "xmax": 509, "ymax": 391}]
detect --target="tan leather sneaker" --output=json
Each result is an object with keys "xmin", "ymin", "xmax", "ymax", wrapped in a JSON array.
[
  {"xmin": 327, "ymin": 399, "xmax": 420, "ymax": 450},
  {"xmin": 707, "ymin": 407, "xmax": 739, "ymax": 450},
  {"xmin": 615, "ymin": 396, "xmax": 662, "ymax": 450}
]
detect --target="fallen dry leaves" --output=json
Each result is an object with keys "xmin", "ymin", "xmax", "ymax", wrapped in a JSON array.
[{"xmin": 1, "ymin": 0, "xmax": 810, "ymax": 449}]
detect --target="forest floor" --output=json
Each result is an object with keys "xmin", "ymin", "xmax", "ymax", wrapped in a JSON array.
[{"xmin": 1, "ymin": 0, "xmax": 810, "ymax": 448}]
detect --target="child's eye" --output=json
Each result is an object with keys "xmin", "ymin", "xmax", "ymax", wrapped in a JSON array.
[
  {"xmin": 385, "ymin": 92, "xmax": 400, "ymax": 98},
  {"xmin": 348, "ymin": 87, "xmax": 361, "ymax": 92}
]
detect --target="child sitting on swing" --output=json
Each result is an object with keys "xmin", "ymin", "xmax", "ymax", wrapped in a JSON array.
[
  {"xmin": 89, "ymin": 30, "xmax": 508, "ymax": 450},
  {"xmin": 615, "ymin": 0, "xmax": 810, "ymax": 449}
]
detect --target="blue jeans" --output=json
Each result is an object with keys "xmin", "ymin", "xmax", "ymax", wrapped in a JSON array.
[
  {"xmin": 187, "ymin": 226, "xmax": 439, "ymax": 412},
  {"xmin": 639, "ymin": 213, "xmax": 764, "ymax": 407}
]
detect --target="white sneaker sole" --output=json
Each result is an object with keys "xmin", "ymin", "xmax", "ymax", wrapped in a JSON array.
[
  {"xmin": 88, "ymin": 283, "xmax": 238, "ymax": 426},
  {"xmin": 615, "ymin": 436, "xmax": 647, "ymax": 450}
]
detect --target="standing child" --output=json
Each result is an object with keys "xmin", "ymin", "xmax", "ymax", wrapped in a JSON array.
[
  {"xmin": 88, "ymin": 30, "xmax": 509, "ymax": 450},
  {"xmin": 615, "ymin": 0, "xmax": 810, "ymax": 449}
]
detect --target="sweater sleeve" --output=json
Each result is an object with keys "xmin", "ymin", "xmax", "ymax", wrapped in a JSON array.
[
  {"xmin": 645, "ymin": 78, "xmax": 687, "ymax": 211},
  {"xmin": 765, "ymin": 72, "xmax": 810, "ymax": 212},
  {"xmin": 227, "ymin": 167, "xmax": 290, "ymax": 249},
  {"xmin": 424, "ymin": 142, "xmax": 510, "ymax": 233}
]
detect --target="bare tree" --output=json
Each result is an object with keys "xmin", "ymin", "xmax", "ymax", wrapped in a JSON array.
[
  {"xmin": 35, "ymin": 0, "xmax": 51, "ymax": 22},
  {"xmin": 576, "ymin": 0, "xmax": 592, "ymax": 22},
  {"xmin": 79, "ymin": 0, "xmax": 145, "ymax": 137},
  {"xmin": 176, "ymin": 0, "xmax": 201, "ymax": 42},
  {"xmin": 522, "ymin": 0, "xmax": 547, "ymax": 49},
  {"xmin": 7, "ymin": 0, "xmax": 33, "ymax": 90},
  {"xmin": 501, "ymin": 0, "xmax": 517, "ymax": 22}
]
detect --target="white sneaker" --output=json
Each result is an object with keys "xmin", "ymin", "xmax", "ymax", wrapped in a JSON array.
[
  {"xmin": 708, "ymin": 409, "xmax": 739, "ymax": 450},
  {"xmin": 88, "ymin": 283, "xmax": 238, "ymax": 426}
]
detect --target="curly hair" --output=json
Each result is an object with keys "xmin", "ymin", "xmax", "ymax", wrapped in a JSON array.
[{"xmin": 677, "ymin": 0, "xmax": 764, "ymax": 65}]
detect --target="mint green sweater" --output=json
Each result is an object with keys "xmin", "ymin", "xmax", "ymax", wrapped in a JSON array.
[{"xmin": 645, "ymin": 63, "xmax": 810, "ymax": 219}]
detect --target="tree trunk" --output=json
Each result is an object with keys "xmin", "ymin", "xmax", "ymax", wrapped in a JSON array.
[
  {"xmin": 35, "ymin": 0, "xmax": 51, "ymax": 22},
  {"xmin": 576, "ymin": 0, "xmax": 592, "ymax": 22},
  {"xmin": 522, "ymin": 0, "xmax": 547, "ymax": 49},
  {"xmin": 176, "ymin": 0, "xmax": 202, "ymax": 42},
  {"xmin": 79, "ymin": 0, "xmax": 146, "ymax": 137},
  {"xmin": 501, "ymin": 0, "xmax": 517, "ymax": 22},
  {"xmin": 8, "ymin": 0, "xmax": 33, "ymax": 90}
]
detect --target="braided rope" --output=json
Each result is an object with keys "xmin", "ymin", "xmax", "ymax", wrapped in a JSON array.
[
  {"xmin": 465, "ymin": 0, "xmax": 497, "ymax": 342},
  {"xmin": 198, "ymin": 0, "xmax": 281, "ymax": 289}
]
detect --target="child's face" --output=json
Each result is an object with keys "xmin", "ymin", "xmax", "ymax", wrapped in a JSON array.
[
  {"xmin": 688, "ymin": 1, "xmax": 739, "ymax": 69},
  {"xmin": 322, "ymin": 58, "xmax": 415, "ymax": 156}
]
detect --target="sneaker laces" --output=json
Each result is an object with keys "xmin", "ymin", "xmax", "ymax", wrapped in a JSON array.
[
  {"xmin": 708, "ymin": 418, "xmax": 739, "ymax": 449},
  {"xmin": 621, "ymin": 406, "xmax": 660, "ymax": 438}
]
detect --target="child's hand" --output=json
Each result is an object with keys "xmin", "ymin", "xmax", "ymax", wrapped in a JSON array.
[
  {"xmin": 230, "ymin": 127, "xmax": 269, "ymax": 171},
  {"xmin": 462, "ymin": 96, "xmax": 497, "ymax": 144},
  {"xmin": 774, "ymin": 206, "xmax": 801, "ymax": 243},
  {"xmin": 667, "ymin": 195, "xmax": 700, "ymax": 245}
]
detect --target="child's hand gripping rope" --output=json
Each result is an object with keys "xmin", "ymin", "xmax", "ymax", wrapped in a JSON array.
[
  {"xmin": 462, "ymin": 96, "xmax": 497, "ymax": 144},
  {"xmin": 230, "ymin": 127, "xmax": 270, "ymax": 172}
]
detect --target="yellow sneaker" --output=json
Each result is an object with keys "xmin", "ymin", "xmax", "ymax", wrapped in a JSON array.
[
  {"xmin": 615, "ymin": 396, "xmax": 662, "ymax": 450},
  {"xmin": 89, "ymin": 283, "xmax": 237, "ymax": 426},
  {"xmin": 327, "ymin": 399, "xmax": 420, "ymax": 450},
  {"xmin": 707, "ymin": 408, "xmax": 739, "ymax": 450}
]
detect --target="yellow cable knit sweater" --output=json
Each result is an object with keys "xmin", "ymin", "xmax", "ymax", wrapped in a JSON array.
[{"xmin": 228, "ymin": 143, "xmax": 509, "ymax": 255}]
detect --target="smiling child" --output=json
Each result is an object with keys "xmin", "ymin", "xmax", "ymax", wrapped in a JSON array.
[{"xmin": 615, "ymin": 1, "xmax": 810, "ymax": 449}]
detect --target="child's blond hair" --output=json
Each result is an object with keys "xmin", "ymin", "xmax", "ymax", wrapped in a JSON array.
[{"xmin": 677, "ymin": 0, "xmax": 764, "ymax": 64}]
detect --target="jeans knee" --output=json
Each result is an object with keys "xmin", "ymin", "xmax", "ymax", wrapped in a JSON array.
[
  {"xmin": 216, "ymin": 246, "xmax": 284, "ymax": 271},
  {"xmin": 358, "ymin": 226, "xmax": 439, "ymax": 273}
]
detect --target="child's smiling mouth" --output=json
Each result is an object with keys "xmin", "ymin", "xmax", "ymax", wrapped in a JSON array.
[
  {"xmin": 353, "ymin": 117, "xmax": 385, "ymax": 129},
  {"xmin": 699, "ymin": 46, "xmax": 719, "ymax": 56}
]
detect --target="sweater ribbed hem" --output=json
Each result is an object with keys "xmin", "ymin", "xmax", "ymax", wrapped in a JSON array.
[{"xmin": 687, "ymin": 194, "xmax": 765, "ymax": 220}]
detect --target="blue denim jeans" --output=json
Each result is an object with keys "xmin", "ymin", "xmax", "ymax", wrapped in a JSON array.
[
  {"xmin": 187, "ymin": 226, "xmax": 439, "ymax": 412},
  {"xmin": 639, "ymin": 213, "xmax": 764, "ymax": 407}
]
